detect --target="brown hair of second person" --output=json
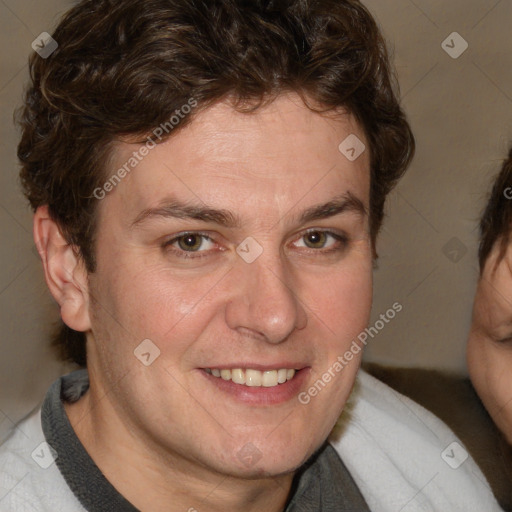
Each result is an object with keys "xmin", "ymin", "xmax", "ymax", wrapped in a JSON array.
[{"xmin": 478, "ymin": 146, "xmax": 512, "ymax": 272}]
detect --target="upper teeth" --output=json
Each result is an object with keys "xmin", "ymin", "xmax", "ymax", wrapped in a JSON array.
[{"xmin": 204, "ymin": 368, "xmax": 296, "ymax": 387}]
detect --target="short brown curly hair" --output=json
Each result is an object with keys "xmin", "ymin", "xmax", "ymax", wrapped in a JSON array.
[
  {"xmin": 17, "ymin": 0, "xmax": 415, "ymax": 366},
  {"xmin": 478, "ymin": 147, "xmax": 512, "ymax": 272}
]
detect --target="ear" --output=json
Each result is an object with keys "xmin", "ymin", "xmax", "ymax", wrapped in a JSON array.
[{"xmin": 34, "ymin": 206, "xmax": 91, "ymax": 332}]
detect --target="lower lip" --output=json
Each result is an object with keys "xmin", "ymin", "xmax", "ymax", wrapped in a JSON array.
[{"xmin": 198, "ymin": 368, "xmax": 311, "ymax": 406}]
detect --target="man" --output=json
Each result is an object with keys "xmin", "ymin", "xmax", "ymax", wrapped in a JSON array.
[{"xmin": 0, "ymin": 0, "xmax": 500, "ymax": 510}]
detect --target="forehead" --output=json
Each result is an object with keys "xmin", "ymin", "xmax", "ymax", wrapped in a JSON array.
[{"xmin": 101, "ymin": 94, "xmax": 370, "ymax": 222}]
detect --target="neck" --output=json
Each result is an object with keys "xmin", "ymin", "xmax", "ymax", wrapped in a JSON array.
[{"xmin": 64, "ymin": 384, "xmax": 294, "ymax": 512}]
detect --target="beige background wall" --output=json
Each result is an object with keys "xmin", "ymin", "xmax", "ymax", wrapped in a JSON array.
[{"xmin": 1, "ymin": 0, "xmax": 511, "ymax": 439}]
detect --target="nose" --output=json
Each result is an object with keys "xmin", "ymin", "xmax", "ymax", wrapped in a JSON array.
[{"xmin": 225, "ymin": 255, "xmax": 308, "ymax": 344}]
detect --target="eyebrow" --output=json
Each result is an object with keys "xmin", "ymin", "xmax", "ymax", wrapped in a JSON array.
[
  {"xmin": 130, "ymin": 192, "xmax": 367, "ymax": 229},
  {"xmin": 298, "ymin": 192, "xmax": 367, "ymax": 223},
  {"xmin": 131, "ymin": 199, "xmax": 240, "ymax": 228}
]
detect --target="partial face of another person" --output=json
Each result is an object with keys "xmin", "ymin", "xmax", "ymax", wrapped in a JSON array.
[
  {"xmin": 79, "ymin": 93, "xmax": 373, "ymax": 477},
  {"xmin": 468, "ymin": 241, "xmax": 512, "ymax": 444}
]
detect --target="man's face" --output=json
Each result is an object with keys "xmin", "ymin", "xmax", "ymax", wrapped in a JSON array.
[
  {"xmin": 468, "ymin": 242, "xmax": 512, "ymax": 443},
  {"xmin": 86, "ymin": 93, "xmax": 372, "ymax": 477}
]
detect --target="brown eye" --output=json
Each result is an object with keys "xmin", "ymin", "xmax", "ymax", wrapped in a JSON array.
[
  {"xmin": 303, "ymin": 231, "xmax": 327, "ymax": 248},
  {"xmin": 292, "ymin": 230, "xmax": 348, "ymax": 253},
  {"xmin": 163, "ymin": 232, "xmax": 217, "ymax": 259},
  {"xmin": 177, "ymin": 234, "xmax": 204, "ymax": 251}
]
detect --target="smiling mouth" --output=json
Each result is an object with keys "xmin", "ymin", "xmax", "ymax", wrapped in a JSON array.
[{"xmin": 203, "ymin": 368, "xmax": 297, "ymax": 387}]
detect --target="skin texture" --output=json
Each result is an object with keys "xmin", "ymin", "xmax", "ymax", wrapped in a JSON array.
[
  {"xmin": 34, "ymin": 93, "xmax": 373, "ymax": 512},
  {"xmin": 468, "ymin": 241, "xmax": 512, "ymax": 445}
]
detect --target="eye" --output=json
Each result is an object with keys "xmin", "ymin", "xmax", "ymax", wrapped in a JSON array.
[
  {"xmin": 495, "ymin": 335, "xmax": 512, "ymax": 344},
  {"xmin": 303, "ymin": 231, "xmax": 328, "ymax": 249},
  {"xmin": 293, "ymin": 230, "xmax": 347, "ymax": 251},
  {"xmin": 164, "ymin": 233, "xmax": 215, "ymax": 254}
]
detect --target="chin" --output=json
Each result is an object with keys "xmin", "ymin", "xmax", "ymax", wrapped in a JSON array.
[
  {"xmin": 224, "ymin": 455, "xmax": 309, "ymax": 480},
  {"xmin": 251, "ymin": 441, "xmax": 320, "ymax": 476},
  {"xmin": 203, "ymin": 438, "xmax": 317, "ymax": 480}
]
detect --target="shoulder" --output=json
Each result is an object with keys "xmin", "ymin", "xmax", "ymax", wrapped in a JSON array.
[
  {"xmin": 329, "ymin": 369, "xmax": 503, "ymax": 512},
  {"xmin": 363, "ymin": 363, "xmax": 512, "ymax": 510},
  {"xmin": 0, "ymin": 406, "xmax": 85, "ymax": 512}
]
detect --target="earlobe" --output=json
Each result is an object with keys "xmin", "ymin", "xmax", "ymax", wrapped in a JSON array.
[{"xmin": 33, "ymin": 206, "xmax": 91, "ymax": 332}]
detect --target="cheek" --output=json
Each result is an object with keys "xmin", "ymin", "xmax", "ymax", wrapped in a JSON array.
[
  {"xmin": 468, "ymin": 336, "xmax": 512, "ymax": 436},
  {"xmin": 300, "ymin": 255, "xmax": 373, "ymax": 342},
  {"xmin": 467, "ymin": 334, "xmax": 496, "ymax": 404},
  {"xmin": 90, "ymin": 260, "xmax": 221, "ymax": 356},
  {"xmin": 485, "ymin": 358, "xmax": 512, "ymax": 406},
  {"xmin": 486, "ymin": 362, "xmax": 512, "ymax": 443},
  {"xmin": 144, "ymin": 275, "xmax": 217, "ymax": 330}
]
